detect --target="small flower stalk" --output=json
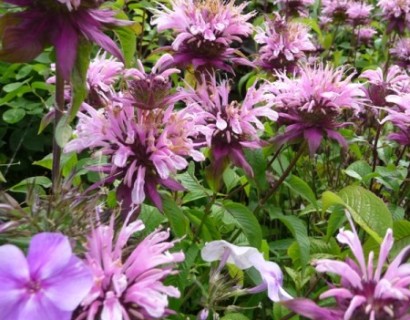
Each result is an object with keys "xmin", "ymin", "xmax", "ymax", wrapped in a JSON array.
[{"xmin": 283, "ymin": 212, "xmax": 410, "ymax": 320}]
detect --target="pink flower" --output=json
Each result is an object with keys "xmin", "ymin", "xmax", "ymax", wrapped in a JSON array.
[
  {"xmin": 346, "ymin": 2, "xmax": 373, "ymax": 26},
  {"xmin": 65, "ymin": 100, "xmax": 204, "ymax": 210},
  {"xmin": 283, "ymin": 212, "xmax": 410, "ymax": 320},
  {"xmin": 379, "ymin": 0, "xmax": 410, "ymax": 33},
  {"xmin": 186, "ymin": 75, "xmax": 278, "ymax": 177},
  {"xmin": 78, "ymin": 214, "xmax": 185, "ymax": 319},
  {"xmin": 391, "ymin": 38, "xmax": 410, "ymax": 68},
  {"xmin": 384, "ymin": 94, "xmax": 410, "ymax": 146},
  {"xmin": 125, "ymin": 54, "xmax": 181, "ymax": 110},
  {"xmin": 274, "ymin": 0, "xmax": 314, "ymax": 17},
  {"xmin": 266, "ymin": 64, "xmax": 365, "ymax": 155},
  {"xmin": 355, "ymin": 27, "xmax": 377, "ymax": 45},
  {"xmin": 152, "ymin": 0, "xmax": 255, "ymax": 73},
  {"xmin": 255, "ymin": 14, "xmax": 315, "ymax": 73},
  {"xmin": 0, "ymin": 0, "xmax": 129, "ymax": 79},
  {"xmin": 321, "ymin": 0, "xmax": 350, "ymax": 23},
  {"xmin": 0, "ymin": 233, "xmax": 92, "ymax": 320}
]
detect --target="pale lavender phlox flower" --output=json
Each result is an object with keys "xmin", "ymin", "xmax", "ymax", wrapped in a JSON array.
[
  {"xmin": 255, "ymin": 14, "xmax": 316, "ymax": 73},
  {"xmin": 78, "ymin": 214, "xmax": 185, "ymax": 319},
  {"xmin": 201, "ymin": 240, "xmax": 292, "ymax": 302},
  {"xmin": 152, "ymin": 0, "xmax": 255, "ymax": 73},
  {"xmin": 360, "ymin": 65, "xmax": 410, "ymax": 107},
  {"xmin": 124, "ymin": 54, "xmax": 181, "ymax": 110},
  {"xmin": 321, "ymin": 0, "xmax": 350, "ymax": 23},
  {"xmin": 346, "ymin": 2, "xmax": 373, "ymax": 26},
  {"xmin": 384, "ymin": 94, "xmax": 410, "ymax": 146},
  {"xmin": 284, "ymin": 212, "xmax": 410, "ymax": 320},
  {"xmin": 0, "ymin": 0, "xmax": 130, "ymax": 79},
  {"xmin": 186, "ymin": 75, "xmax": 278, "ymax": 177},
  {"xmin": 355, "ymin": 27, "xmax": 377, "ymax": 46},
  {"xmin": 378, "ymin": 0, "xmax": 410, "ymax": 33},
  {"xmin": 65, "ymin": 100, "xmax": 204, "ymax": 210},
  {"xmin": 0, "ymin": 232, "xmax": 92, "ymax": 320},
  {"xmin": 267, "ymin": 64, "xmax": 365, "ymax": 155},
  {"xmin": 391, "ymin": 38, "xmax": 410, "ymax": 68},
  {"xmin": 274, "ymin": 0, "xmax": 314, "ymax": 17}
]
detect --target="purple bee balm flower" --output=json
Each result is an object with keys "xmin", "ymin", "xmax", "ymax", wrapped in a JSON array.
[
  {"xmin": 77, "ymin": 214, "xmax": 185, "ymax": 320},
  {"xmin": 124, "ymin": 54, "xmax": 181, "ymax": 110},
  {"xmin": 65, "ymin": 100, "xmax": 204, "ymax": 211},
  {"xmin": 391, "ymin": 38, "xmax": 410, "ymax": 68},
  {"xmin": 266, "ymin": 64, "xmax": 365, "ymax": 155},
  {"xmin": 384, "ymin": 94, "xmax": 410, "ymax": 146},
  {"xmin": 274, "ymin": 0, "xmax": 314, "ymax": 17},
  {"xmin": 283, "ymin": 212, "xmax": 410, "ymax": 320},
  {"xmin": 186, "ymin": 75, "xmax": 278, "ymax": 177},
  {"xmin": 321, "ymin": 0, "xmax": 350, "ymax": 23},
  {"xmin": 346, "ymin": 2, "xmax": 373, "ymax": 26},
  {"xmin": 355, "ymin": 27, "xmax": 377, "ymax": 46},
  {"xmin": 0, "ymin": 0, "xmax": 129, "ymax": 79},
  {"xmin": 0, "ymin": 232, "xmax": 93, "ymax": 320},
  {"xmin": 152, "ymin": 0, "xmax": 255, "ymax": 73},
  {"xmin": 379, "ymin": 0, "xmax": 410, "ymax": 34},
  {"xmin": 201, "ymin": 240, "xmax": 292, "ymax": 302},
  {"xmin": 255, "ymin": 14, "xmax": 316, "ymax": 73},
  {"xmin": 360, "ymin": 65, "xmax": 410, "ymax": 107}
]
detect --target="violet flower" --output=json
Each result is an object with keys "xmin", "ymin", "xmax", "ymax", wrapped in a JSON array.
[
  {"xmin": 78, "ymin": 214, "xmax": 185, "ymax": 319},
  {"xmin": 151, "ymin": 0, "xmax": 255, "ymax": 73},
  {"xmin": 346, "ymin": 2, "xmax": 373, "ymax": 26},
  {"xmin": 0, "ymin": 0, "xmax": 129, "ymax": 79},
  {"xmin": 124, "ymin": 54, "xmax": 181, "ymax": 110},
  {"xmin": 379, "ymin": 0, "xmax": 410, "ymax": 34},
  {"xmin": 391, "ymin": 38, "xmax": 410, "ymax": 68},
  {"xmin": 283, "ymin": 212, "xmax": 410, "ymax": 320},
  {"xmin": 355, "ymin": 27, "xmax": 377, "ymax": 46},
  {"xmin": 201, "ymin": 240, "xmax": 292, "ymax": 302},
  {"xmin": 186, "ymin": 75, "xmax": 278, "ymax": 178},
  {"xmin": 0, "ymin": 232, "xmax": 92, "ymax": 320},
  {"xmin": 321, "ymin": 0, "xmax": 350, "ymax": 23},
  {"xmin": 255, "ymin": 14, "xmax": 315, "ymax": 73},
  {"xmin": 274, "ymin": 0, "xmax": 314, "ymax": 17},
  {"xmin": 267, "ymin": 64, "xmax": 365, "ymax": 155},
  {"xmin": 65, "ymin": 100, "xmax": 204, "ymax": 210},
  {"xmin": 384, "ymin": 94, "xmax": 410, "ymax": 146}
]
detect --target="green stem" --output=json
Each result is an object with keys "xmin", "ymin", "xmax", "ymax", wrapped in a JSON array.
[
  {"xmin": 52, "ymin": 68, "xmax": 65, "ymax": 195},
  {"xmin": 193, "ymin": 193, "xmax": 217, "ymax": 242}
]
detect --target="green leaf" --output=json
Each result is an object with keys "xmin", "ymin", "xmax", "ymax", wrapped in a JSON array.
[
  {"xmin": 391, "ymin": 220, "xmax": 410, "ymax": 257},
  {"xmin": 3, "ymin": 82, "xmax": 23, "ymax": 93},
  {"xmin": 69, "ymin": 40, "xmax": 91, "ymax": 122},
  {"xmin": 221, "ymin": 313, "xmax": 250, "ymax": 320},
  {"xmin": 113, "ymin": 17, "xmax": 137, "ymax": 68},
  {"xmin": 270, "ymin": 211, "xmax": 310, "ymax": 266},
  {"xmin": 10, "ymin": 176, "xmax": 52, "ymax": 193},
  {"xmin": 322, "ymin": 186, "xmax": 393, "ymax": 243},
  {"xmin": 2, "ymin": 108, "xmax": 25, "ymax": 124},
  {"xmin": 222, "ymin": 201, "xmax": 262, "ymax": 248},
  {"xmin": 344, "ymin": 160, "xmax": 372, "ymax": 182},
  {"xmin": 284, "ymin": 175, "xmax": 318, "ymax": 209},
  {"xmin": 162, "ymin": 195, "xmax": 188, "ymax": 238},
  {"xmin": 55, "ymin": 115, "xmax": 73, "ymax": 147}
]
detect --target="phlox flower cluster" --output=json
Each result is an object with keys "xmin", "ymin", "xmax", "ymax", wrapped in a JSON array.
[
  {"xmin": 284, "ymin": 212, "xmax": 410, "ymax": 320},
  {"xmin": 151, "ymin": 0, "xmax": 255, "ymax": 73},
  {"xmin": 266, "ymin": 64, "xmax": 365, "ymax": 155},
  {"xmin": 185, "ymin": 76, "xmax": 277, "ymax": 177},
  {"xmin": 77, "ymin": 214, "xmax": 185, "ymax": 320},
  {"xmin": 255, "ymin": 14, "xmax": 316, "ymax": 73}
]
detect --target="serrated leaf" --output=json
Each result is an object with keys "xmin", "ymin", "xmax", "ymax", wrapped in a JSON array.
[
  {"xmin": 222, "ymin": 201, "xmax": 262, "ymax": 248},
  {"xmin": 284, "ymin": 175, "xmax": 318, "ymax": 209},
  {"xmin": 69, "ymin": 40, "xmax": 91, "ymax": 122}
]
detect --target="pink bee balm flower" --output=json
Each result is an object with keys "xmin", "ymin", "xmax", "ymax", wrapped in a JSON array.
[
  {"xmin": 384, "ymin": 94, "xmax": 410, "ymax": 146},
  {"xmin": 0, "ymin": 0, "xmax": 130, "ymax": 79},
  {"xmin": 274, "ymin": 0, "xmax": 314, "ymax": 17},
  {"xmin": 321, "ymin": 0, "xmax": 350, "ymax": 23},
  {"xmin": 266, "ymin": 64, "xmax": 365, "ymax": 155},
  {"xmin": 346, "ymin": 2, "xmax": 373, "ymax": 26},
  {"xmin": 186, "ymin": 75, "xmax": 278, "ymax": 177},
  {"xmin": 378, "ymin": 0, "xmax": 410, "ymax": 33},
  {"xmin": 391, "ymin": 38, "xmax": 410, "ymax": 68},
  {"xmin": 355, "ymin": 27, "xmax": 377, "ymax": 46},
  {"xmin": 283, "ymin": 212, "xmax": 410, "ymax": 320},
  {"xmin": 201, "ymin": 240, "xmax": 292, "ymax": 302},
  {"xmin": 255, "ymin": 14, "xmax": 316, "ymax": 73},
  {"xmin": 65, "ymin": 101, "xmax": 204, "ymax": 210},
  {"xmin": 78, "ymin": 214, "xmax": 185, "ymax": 320},
  {"xmin": 151, "ymin": 0, "xmax": 255, "ymax": 73},
  {"xmin": 125, "ymin": 54, "xmax": 181, "ymax": 110},
  {"xmin": 0, "ymin": 232, "xmax": 93, "ymax": 320},
  {"xmin": 360, "ymin": 65, "xmax": 410, "ymax": 107}
]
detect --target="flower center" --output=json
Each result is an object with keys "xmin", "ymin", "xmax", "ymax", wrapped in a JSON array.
[{"xmin": 26, "ymin": 280, "xmax": 42, "ymax": 294}]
